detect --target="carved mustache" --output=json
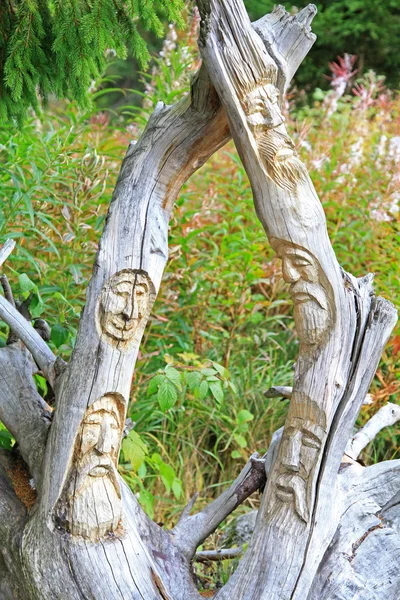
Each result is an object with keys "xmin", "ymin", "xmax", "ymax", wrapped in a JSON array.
[
  {"xmin": 69, "ymin": 454, "xmax": 120, "ymax": 498},
  {"xmin": 257, "ymin": 132, "xmax": 308, "ymax": 191},
  {"xmin": 289, "ymin": 281, "xmax": 328, "ymax": 311},
  {"xmin": 276, "ymin": 473, "xmax": 309, "ymax": 523}
]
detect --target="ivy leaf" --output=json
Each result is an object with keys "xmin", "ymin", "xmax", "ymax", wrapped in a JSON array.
[
  {"xmin": 209, "ymin": 380, "xmax": 224, "ymax": 404},
  {"xmin": 231, "ymin": 450, "xmax": 242, "ymax": 459},
  {"xmin": 157, "ymin": 379, "xmax": 178, "ymax": 412},
  {"xmin": 122, "ymin": 430, "xmax": 148, "ymax": 471}
]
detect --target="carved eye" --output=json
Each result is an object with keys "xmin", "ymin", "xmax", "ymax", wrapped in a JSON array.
[
  {"xmin": 302, "ymin": 437, "xmax": 321, "ymax": 450},
  {"xmin": 292, "ymin": 258, "xmax": 312, "ymax": 268}
]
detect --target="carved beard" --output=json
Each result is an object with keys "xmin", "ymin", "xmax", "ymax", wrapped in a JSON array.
[
  {"xmin": 67, "ymin": 476, "xmax": 121, "ymax": 540},
  {"xmin": 56, "ymin": 459, "xmax": 122, "ymax": 540},
  {"xmin": 257, "ymin": 131, "xmax": 308, "ymax": 191},
  {"xmin": 293, "ymin": 300, "xmax": 329, "ymax": 346},
  {"xmin": 275, "ymin": 473, "xmax": 309, "ymax": 523}
]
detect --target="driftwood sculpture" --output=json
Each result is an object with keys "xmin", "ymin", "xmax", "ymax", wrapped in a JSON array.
[{"xmin": 0, "ymin": 1, "xmax": 398, "ymax": 598}]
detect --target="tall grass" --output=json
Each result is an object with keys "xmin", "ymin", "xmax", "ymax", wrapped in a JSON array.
[{"xmin": 0, "ymin": 12, "xmax": 398, "ymax": 524}]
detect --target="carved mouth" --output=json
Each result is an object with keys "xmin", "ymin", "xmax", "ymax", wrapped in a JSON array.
[
  {"xmin": 275, "ymin": 146, "xmax": 294, "ymax": 161},
  {"xmin": 276, "ymin": 483, "xmax": 294, "ymax": 502},
  {"xmin": 89, "ymin": 463, "xmax": 112, "ymax": 477},
  {"xmin": 291, "ymin": 292, "xmax": 313, "ymax": 304}
]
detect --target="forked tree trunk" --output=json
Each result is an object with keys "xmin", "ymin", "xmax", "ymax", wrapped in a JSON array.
[{"xmin": 0, "ymin": 2, "xmax": 399, "ymax": 599}]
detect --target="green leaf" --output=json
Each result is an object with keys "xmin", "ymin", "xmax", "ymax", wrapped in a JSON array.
[
  {"xmin": 199, "ymin": 380, "xmax": 209, "ymax": 400},
  {"xmin": 212, "ymin": 361, "xmax": 228, "ymax": 377},
  {"xmin": 164, "ymin": 366, "xmax": 182, "ymax": 390},
  {"xmin": 138, "ymin": 489, "xmax": 154, "ymax": 519},
  {"xmin": 159, "ymin": 462, "xmax": 176, "ymax": 494},
  {"xmin": 18, "ymin": 273, "xmax": 37, "ymax": 295},
  {"xmin": 151, "ymin": 453, "xmax": 163, "ymax": 466},
  {"xmin": 122, "ymin": 430, "xmax": 148, "ymax": 471},
  {"xmin": 237, "ymin": 410, "xmax": 254, "ymax": 425},
  {"xmin": 231, "ymin": 450, "xmax": 241, "ymax": 459},
  {"xmin": 34, "ymin": 374, "xmax": 48, "ymax": 397},
  {"xmin": 209, "ymin": 380, "xmax": 224, "ymax": 404},
  {"xmin": 185, "ymin": 370, "xmax": 202, "ymax": 391},
  {"xmin": 147, "ymin": 374, "xmax": 164, "ymax": 397},
  {"xmin": 172, "ymin": 478, "xmax": 182, "ymax": 500},
  {"xmin": 0, "ymin": 427, "xmax": 14, "ymax": 450},
  {"xmin": 51, "ymin": 324, "xmax": 69, "ymax": 348},
  {"xmin": 157, "ymin": 379, "xmax": 178, "ymax": 412},
  {"xmin": 234, "ymin": 434, "xmax": 247, "ymax": 449},
  {"xmin": 201, "ymin": 367, "xmax": 217, "ymax": 377}
]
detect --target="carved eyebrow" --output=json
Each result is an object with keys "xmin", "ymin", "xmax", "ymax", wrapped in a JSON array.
[{"xmin": 301, "ymin": 430, "xmax": 322, "ymax": 443}]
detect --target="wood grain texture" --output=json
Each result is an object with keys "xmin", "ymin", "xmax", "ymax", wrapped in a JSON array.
[{"xmin": 198, "ymin": 1, "xmax": 398, "ymax": 598}]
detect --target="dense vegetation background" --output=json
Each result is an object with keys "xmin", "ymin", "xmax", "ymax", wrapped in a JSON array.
[{"xmin": 0, "ymin": 5, "xmax": 399, "ymax": 586}]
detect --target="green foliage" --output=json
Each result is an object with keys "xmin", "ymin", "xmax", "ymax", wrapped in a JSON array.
[
  {"xmin": 244, "ymin": 1, "xmax": 400, "ymax": 90},
  {"xmin": 0, "ymin": 16, "xmax": 398, "ymax": 525},
  {"xmin": 0, "ymin": 0, "xmax": 185, "ymax": 122}
]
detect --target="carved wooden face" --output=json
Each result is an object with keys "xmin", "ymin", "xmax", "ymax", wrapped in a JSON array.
[
  {"xmin": 97, "ymin": 269, "xmax": 154, "ymax": 351},
  {"xmin": 270, "ymin": 398, "xmax": 326, "ymax": 524},
  {"xmin": 274, "ymin": 242, "xmax": 331, "ymax": 345},
  {"xmin": 276, "ymin": 417, "xmax": 324, "ymax": 522},
  {"xmin": 243, "ymin": 84, "xmax": 281, "ymax": 132},
  {"xmin": 79, "ymin": 396, "xmax": 122, "ymax": 473},
  {"xmin": 242, "ymin": 85, "xmax": 307, "ymax": 190},
  {"xmin": 55, "ymin": 394, "xmax": 125, "ymax": 540}
]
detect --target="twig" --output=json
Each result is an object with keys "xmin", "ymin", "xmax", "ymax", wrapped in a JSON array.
[
  {"xmin": 0, "ymin": 239, "xmax": 15, "ymax": 269},
  {"xmin": 0, "ymin": 295, "xmax": 56, "ymax": 387},
  {"xmin": 0, "ymin": 275, "xmax": 16, "ymax": 307},
  {"xmin": 176, "ymin": 493, "xmax": 199, "ymax": 526},
  {"xmin": 172, "ymin": 453, "xmax": 267, "ymax": 560},
  {"xmin": 195, "ymin": 547, "xmax": 243, "ymax": 562},
  {"xmin": 265, "ymin": 386, "xmax": 374, "ymax": 405},
  {"xmin": 264, "ymin": 386, "xmax": 293, "ymax": 399},
  {"xmin": 345, "ymin": 402, "xmax": 400, "ymax": 460}
]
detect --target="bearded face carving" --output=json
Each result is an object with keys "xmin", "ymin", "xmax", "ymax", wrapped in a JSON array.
[
  {"xmin": 269, "ymin": 398, "xmax": 326, "ymax": 524},
  {"xmin": 242, "ymin": 83, "xmax": 307, "ymax": 191},
  {"xmin": 55, "ymin": 394, "xmax": 124, "ymax": 540},
  {"xmin": 272, "ymin": 239, "xmax": 333, "ymax": 347},
  {"xmin": 97, "ymin": 269, "xmax": 155, "ymax": 352}
]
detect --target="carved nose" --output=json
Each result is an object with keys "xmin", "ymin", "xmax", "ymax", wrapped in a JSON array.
[
  {"xmin": 282, "ymin": 433, "xmax": 301, "ymax": 472},
  {"xmin": 95, "ymin": 422, "xmax": 113, "ymax": 454},
  {"xmin": 122, "ymin": 294, "xmax": 138, "ymax": 320},
  {"xmin": 282, "ymin": 260, "xmax": 300, "ymax": 284}
]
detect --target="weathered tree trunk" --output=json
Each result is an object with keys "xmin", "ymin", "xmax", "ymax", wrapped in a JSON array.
[{"xmin": 0, "ymin": 2, "xmax": 398, "ymax": 599}]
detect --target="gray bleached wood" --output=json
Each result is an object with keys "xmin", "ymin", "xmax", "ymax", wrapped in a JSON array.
[
  {"xmin": 0, "ymin": 239, "xmax": 16, "ymax": 268},
  {"xmin": 198, "ymin": 1, "xmax": 398, "ymax": 598},
  {"xmin": 0, "ymin": 295, "xmax": 57, "ymax": 387},
  {"xmin": 345, "ymin": 402, "xmax": 400, "ymax": 460},
  {"xmin": 0, "ymin": 2, "xmax": 398, "ymax": 598}
]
